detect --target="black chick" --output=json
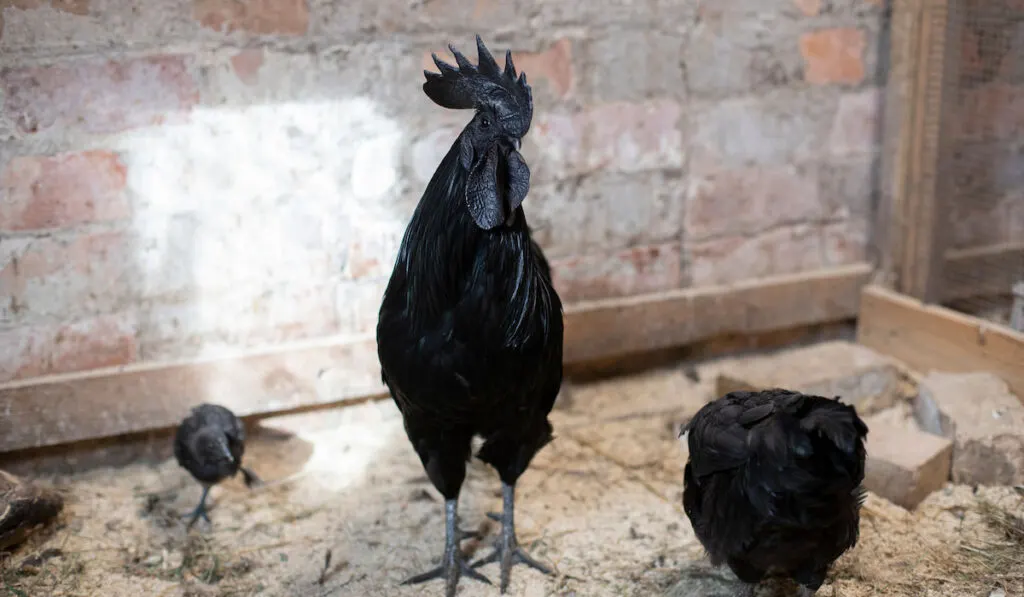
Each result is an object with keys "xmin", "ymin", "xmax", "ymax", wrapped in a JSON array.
[
  {"xmin": 377, "ymin": 35, "xmax": 562, "ymax": 596},
  {"xmin": 173, "ymin": 403, "xmax": 261, "ymax": 528},
  {"xmin": 681, "ymin": 389, "xmax": 869, "ymax": 596}
]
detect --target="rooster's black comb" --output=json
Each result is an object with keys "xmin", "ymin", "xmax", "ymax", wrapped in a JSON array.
[{"xmin": 423, "ymin": 35, "xmax": 533, "ymax": 135}]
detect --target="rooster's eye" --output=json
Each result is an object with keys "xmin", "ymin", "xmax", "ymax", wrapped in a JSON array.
[{"xmin": 480, "ymin": 116, "xmax": 491, "ymax": 128}]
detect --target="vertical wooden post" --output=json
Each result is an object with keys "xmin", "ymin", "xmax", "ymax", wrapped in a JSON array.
[{"xmin": 877, "ymin": 0, "xmax": 963, "ymax": 304}]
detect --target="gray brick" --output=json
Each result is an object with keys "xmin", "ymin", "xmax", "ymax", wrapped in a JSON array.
[
  {"xmin": 685, "ymin": 162, "xmax": 823, "ymax": 242},
  {"xmin": 311, "ymin": 0, "xmax": 532, "ymax": 37},
  {"xmin": 531, "ymin": 0, "xmax": 696, "ymax": 28},
  {"xmin": 685, "ymin": 13, "xmax": 806, "ymax": 99},
  {"xmin": 0, "ymin": 0, "xmax": 200, "ymax": 54},
  {"xmin": 688, "ymin": 87, "xmax": 840, "ymax": 168},
  {"xmin": 582, "ymin": 29, "xmax": 687, "ymax": 102},
  {"xmin": 528, "ymin": 169, "xmax": 686, "ymax": 259},
  {"xmin": 818, "ymin": 154, "xmax": 880, "ymax": 220},
  {"xmin": 195, "ymin": 42, "xmax": 424, "ymax": 116}
]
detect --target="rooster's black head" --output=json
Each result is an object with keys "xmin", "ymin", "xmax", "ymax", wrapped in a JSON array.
[{"xmin": 423, "ymin": 35, "xmax": 534, "ymax": 230}]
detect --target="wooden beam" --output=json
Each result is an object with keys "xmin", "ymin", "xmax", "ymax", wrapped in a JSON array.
[
  {"xmin": 902, "ymin": 0, "xmax": 962, "ymax": 302},
  {"xmin": 875, "ymin": 0, "xmax": 922, "ymax": 289},
  {"xmin": 563, "ymin": 263, "xmax": 872, "ymax": 364},
  {"xmin": 0, "ymin": 263, "xmax": 873, "ymax": 454},
  {"xmin": 857, "ymin": 284, "xmax": 1024, "ymax": 401},
  {"xmin": 0, "ymin": 338, "xmax": 389, "ymax": 455},
  {"xmin": 877, "ymin": 0, "xmax": 963, "ymax": 302},
  {"xmin": 942, "ymin": 241, "xmax": 1024, "ymax": 302}
]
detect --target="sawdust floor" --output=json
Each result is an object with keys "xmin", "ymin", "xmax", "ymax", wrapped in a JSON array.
[{"xmin": 5, "ymin": 357, "xmax": 1024, "ymax": 597}]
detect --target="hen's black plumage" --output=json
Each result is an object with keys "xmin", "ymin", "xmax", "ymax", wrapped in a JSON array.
[
  {"xmin": 681, "ymin": 389, "xmax": 869, "ymax": 596},
  {"xmin": 377, "ymin": 35, "xmax": 562, "ymax": 596},
  {"xmin": 173, "ymin": 403, "xmax": 260, "ymax": 528}
]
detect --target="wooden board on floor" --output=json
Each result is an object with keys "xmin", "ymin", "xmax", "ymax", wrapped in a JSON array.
[
  {"xmin": 857, "ymin": 284, "xmax": 1024, "ymax": 402},
  {"xmin": 0, "ymin": 263, "xmax": 873, "ymax": 454}
]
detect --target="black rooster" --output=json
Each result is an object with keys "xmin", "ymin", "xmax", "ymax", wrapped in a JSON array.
[
  {"xmin": 377, "ymin": 35, "xmax": 563, "ymax": 596},
  {"xmin": 173, "ymin": 403, "xmax": 261, "ymax": 528},
  {"xmin": 681, "ymin": 389, "xmax": 869, "ymax": 596}
]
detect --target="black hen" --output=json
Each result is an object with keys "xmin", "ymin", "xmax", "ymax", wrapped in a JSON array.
[
  {"xmin": 173, "ymin": 403, "xmax": 260, "ymax": 528},
  {"xmin": 377, "ymin": 35, "xmax": 563, "ymax": 596},
  {"xmin": 681, "ymin": 389, "xmax": 869, "ymax": 596}
]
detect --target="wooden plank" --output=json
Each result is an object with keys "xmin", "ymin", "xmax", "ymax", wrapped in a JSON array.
[
  {"xmin": 0, "ymin": 263, "xmax": 873, "ymax": 454},
  {"xmin": 942, "ymin": 241, "xmax": 1024, "ymax": 301},
  {"xmin": 563, "ymin": 263, "xmax": 872, "ymax": 364},
  {"xmin": 857, "ymin": 284, "xmax": 1024, "ymax": 401},
  {"xmin": 0, "ymin": 338, "xmax": 388, "ymax": 454}
]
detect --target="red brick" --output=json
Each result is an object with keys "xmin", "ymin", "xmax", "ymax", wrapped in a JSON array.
[
  {"xmin": 959, "ymin": 83, "xmax": 1024, "ymax": 141},
  {"xmin": 793, "ymin": 0, "xmax": 821, "ymax": 15},
  {"xmin": 0, "ymin": 313, "xmax": 137, "ymax": 383},
  {"xmin": 0, "ymin": 232, "xmax": 134, "ymax": 321},
  {"xmin": 194, "ymin": 0, "xmax": 309, "ymax": 35},
  {"xmin": 1, "ymin": 150, "xmax": 129, "ymax": 232},
  {"xmin": 829, "ymin": 88, "xmax": 881, "ymax": 155},
  {"xmin": 230, "ymin": 49, "xmax": 264, "ymax": 85},
  {"xmin": 550, "ymin": 243, "xmax": 682, "ymax": 303},
  {"xmin": 512, "ymin": 39, "xmax": 574, "ymax": 99},
  {"xmin": 687, "ymin": 224, "xmax": 825, "ymax": 286},
  {"xmin": 685, "ymin": 164, "xmax": 821, "ymax": 241},
  {"xmin": 800, "ymin": 28, "xmax": 866, "ymax": 85},
  {"xmin": 0, "ymin": 56, "xmax": 198, "ymax": 135}
]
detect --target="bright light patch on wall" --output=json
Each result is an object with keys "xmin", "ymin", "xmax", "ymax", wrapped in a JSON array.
[
  {"xmin": 107, "ymin": 97, "xmax": 405, "ymax": 362},
  {"xmin": 351, "ymin": 132, "xmax": 402, "ymax": 199}
]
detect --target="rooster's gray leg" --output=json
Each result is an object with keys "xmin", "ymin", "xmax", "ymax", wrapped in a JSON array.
[
  {"xmin": 401, "ymin": 499, "xmax": 492, "ymax": 597},
  {"xmin": 472, "ymin": 482, "xmax": 552, "ymax": 593}
]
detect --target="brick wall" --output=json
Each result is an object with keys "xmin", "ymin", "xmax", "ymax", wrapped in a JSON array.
[{"xmin": 0, "ymin": 0, "xmax": 889, "ymax": 383}]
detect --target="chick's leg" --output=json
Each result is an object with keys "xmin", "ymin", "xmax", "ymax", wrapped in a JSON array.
[
  {"xmin": 183, "ymin": 485, "xmax": 211, "ymax": 529},
  {"xmin": 401, "ymin": 499, "xmax": 491, "ymax": 597},
  {"xmin": 240, "ymin": 466, "xmax": 263, "ymax": 488},
  {"xmin": 472, "ymin": 482, "xmax": 552, "ymax": 593}
]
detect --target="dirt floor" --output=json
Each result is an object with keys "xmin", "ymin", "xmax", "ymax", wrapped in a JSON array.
[{"xmin": 2, "ymin": 353, "xmax": 1023, "ymax": 597}]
